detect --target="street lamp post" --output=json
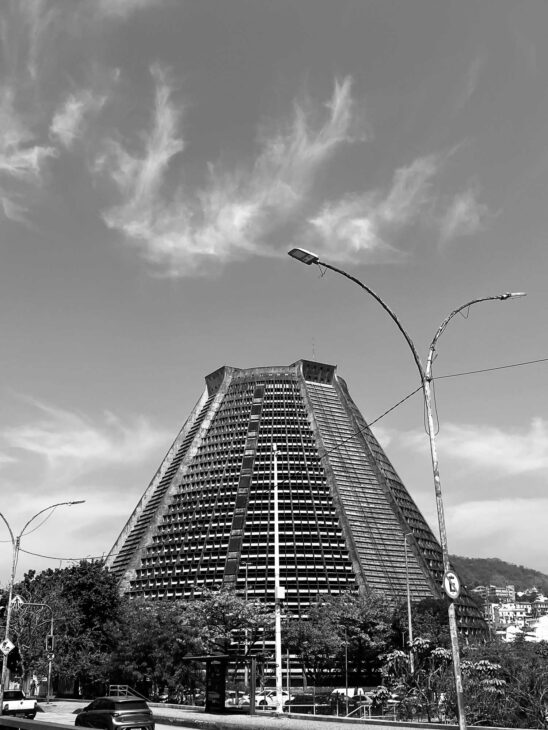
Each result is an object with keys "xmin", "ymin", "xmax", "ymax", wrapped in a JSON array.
[
  {"xmin": 15, "ymin": 602, "xmax": 54, "ymax": 703},
  {"xmin": 0, "ymin": 501, "xmax": 85, "ymax": 705},
  {"xmin": 288, "ymin": 247, "xmax": 525, "ymax": 730},
  {"xmin": 241, "ymin": 562, "xmax": 249, "ymax": 689},
  {"xmin": 404, "ymin": 533, "xmax": 414, "ymax": 674},
  {"xmin": 272, "ymin": 445, "xmax": 284, "ymax": 714}
]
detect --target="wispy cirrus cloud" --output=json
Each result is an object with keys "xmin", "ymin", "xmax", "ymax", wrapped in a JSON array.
[
  {"xmin": 439, "ymin": 187, "xmax": 489, "ymax": 244},
  {"xmin": 93, "ymin": 0, "xmax": 164, "ymax": 20},
  {"xmin": 0, "ymin": 84, "xmax": 57, "ymax": 222},
  {"xmin": 50, "ymin": 89, "xmax": 107, "ymax": 149},
  {"xmin": 304, "ymin": 152, "xmax": 493, "ymax": 261},
  {"xmin": 11, "ymin": 0, "xmax": 159, "ymax": 79},
  {"xmin": 2, "ymin": 397, "xmax": 170, "ymax": 479},
  {"xmin": 1, "ymin": 195, "xmax": 29, "ymax": 224},
  {"xmin": 451, "ymin": 57, "xmax": 484, "ymax": 116},
  {"xmin": 0, "ymin": 0, "xmax": 150, "ymax": 219},
  {"xmin": 20, "ymin": 0, "xmax": 60, "ymax": 80},
  {"xmin": 0, "ymin": 1, "xmax": 493, "ymax": 275},
  {"xmin": 0, "ymin": 87, "xmax": 56, "ymax": 181},
  {"xmin": 305, "ymin": 155, "xmax": 439, "ymax": 263},
  {"xmin": 98, "ymin": 71, "xmax": 362, "ymax": 276}
]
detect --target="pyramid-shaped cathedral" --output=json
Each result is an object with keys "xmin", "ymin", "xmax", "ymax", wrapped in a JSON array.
[{"xmin": 106, "ymin": 360, "xmax": 484, "ymax": 631}]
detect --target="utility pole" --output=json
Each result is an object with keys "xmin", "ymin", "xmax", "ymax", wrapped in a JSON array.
[
  {"xmin": 288, "ymin": 245, "xmax": 525, "ymax": 730},
  {"xmin": 243, "ymin": 562, "xmax": 249, "ymax": 690},
  {"xmin": 273, "ymin": 445, "xmax": 283, "ymax": 714},
  {"xmin": 404, "ymin": 533, "xmax": 415, "ymax": 674},
  {"xmin": 0, "ymin": 501, "xmax": 84, "ymax": 707}
]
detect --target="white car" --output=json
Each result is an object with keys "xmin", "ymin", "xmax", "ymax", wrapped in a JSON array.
[
  {"xmin": 2, "ymin": 690, "xmax": 37, "ymax": 720},
  {"xmin": 224, "ymin": 691, "xmax": 248, "ymax": 707},
  {"xmin": 256, "ymin": 690, "xmax": 293, "ymax": 708}
]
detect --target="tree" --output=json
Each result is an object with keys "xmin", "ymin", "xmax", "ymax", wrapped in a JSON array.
[
  {"xmin": 284, "ymin": 591, "xmax": 394, "ymax": 687},
  {"xmin": 506, "ymin": 639, "xmax": 548, "ymax": 729},
  {"xmin": 284, "ymin": 607, "xmax": 342, "ymax": 686},
  {"xmin": 188, "ymin": 587, "xmax": 273, "ymax": 654},
  {"xmin": 187, "ymin": 587, "xmax": 274, "ymax": 671},
  {"xmin": 409, "ymin": 597, "xmax": 450, "ymax": 646},
  {"xmin": 109, "ymin": 598, "xmax": 201, "ymax": 699},
  {"xmin": 382, "ymin": 630, "xmax": 548, "ymax": 728},
  {"xmin": 11, "ymin": 561, "xmax": 122, "ymax": 694},
  {"xmin": 382, "ymin": 639, "xmax": 453, "ymax": 722},
  {"xmin": 328, "ymin": 591, "xmax": 394, "ymax": 685},
  {"xmin": 461, "ymin": 637, "xmax": 548, "ymax": 728},
  {"xmin": 460, "ymin": 656, "xmax": 508, "ymax": 727}
]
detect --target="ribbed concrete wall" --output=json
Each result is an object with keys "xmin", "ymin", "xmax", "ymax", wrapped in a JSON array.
[{"xmin": 106, "ymin": 360, "xmax": 485, "ymax": 630}]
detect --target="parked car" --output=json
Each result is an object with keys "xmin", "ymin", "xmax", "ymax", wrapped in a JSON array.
[
  {"xmin": 237, "ymin": 690, "xmax": 293, "ymax": 708},
  {"xmin": 75, "ymin": 696, "xmax": 155, "ymax": 730},
  {"xmin": 256, "ymin": 690, "xmax": 293, "ymax": 708},
  {"xmin": 225, "ymin": 690, "xmax": 248, "ymax": 707},
  {"xmin": 283, "ymin": 692, "xmax": 333, "ymax": 714},
  {"xmin": 2, "ymin": 689, "xmax": 37, "ymax": 719}
]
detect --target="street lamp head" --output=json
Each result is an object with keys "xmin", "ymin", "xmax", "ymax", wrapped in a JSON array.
[
  {"xmin": 68, "ymin": 500, "xmax": 86, "ymax": 505},
  {"xmin": 499, "ymin": 292, "xmax": 527, "ymax": 300},
  {"xmin": 288, "ymin": 248, "xmax": 319, "ymax": 265}
]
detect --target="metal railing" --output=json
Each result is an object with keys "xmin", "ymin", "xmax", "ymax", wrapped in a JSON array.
[{"xmin": 107, "ymin": 685, "xmax": 148, "ymax": 700}]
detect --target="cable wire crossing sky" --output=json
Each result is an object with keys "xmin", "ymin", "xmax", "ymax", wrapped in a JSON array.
[{"xmin": 0, "ymin": 0, "xmax": 547, "ymax": 581}]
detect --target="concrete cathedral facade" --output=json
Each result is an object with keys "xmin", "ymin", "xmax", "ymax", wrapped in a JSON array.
[{"xmin": 106, "ymin": 360, "xmax": 484, "ymax": 632}]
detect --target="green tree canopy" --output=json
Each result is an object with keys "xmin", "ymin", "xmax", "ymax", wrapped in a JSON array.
[
  {"xmin": 187, "ymin": 587, "xmax": 275, "ymax": 656},
  {"xmin": 284, "ymin": 591, "xmax": 394, "ymax": 686},
  {"xmin": 108, "ymin": 598, "xmax": 202, "ymax": 698},
  {"xmin": 10, "ymin": 560, "xmax": 122, "ymax": 691}
]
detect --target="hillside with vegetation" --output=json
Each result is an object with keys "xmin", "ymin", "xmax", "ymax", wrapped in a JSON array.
[{"xmin": 450, "ymin": 555, "xmax": 548, "ymax": 594}]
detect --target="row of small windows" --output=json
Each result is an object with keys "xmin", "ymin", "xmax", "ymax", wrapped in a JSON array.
[{"xmin": 130, "ymin": 379, "xmax": 341, "ymax": 593}]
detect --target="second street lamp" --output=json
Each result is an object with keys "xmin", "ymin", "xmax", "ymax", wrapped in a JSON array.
[
  {"xmin": 288, "ymin": 246, "xmax": 525, "ymax": 730},
  {"xmin": 404, "ymin": 533, "xmax": 414, "ymax": 675},
  {"xmin": 0, "ymin": 500, "xmax": 86, "ymax": 705},
  {"xmin": 13, "ymin": 601, "xmax": 55, "ymax": 703}
]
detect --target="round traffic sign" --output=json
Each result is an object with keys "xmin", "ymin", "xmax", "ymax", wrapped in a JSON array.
[{"xmin": 443, "ymin": 570, "xmax": 461, "ymax": 600}]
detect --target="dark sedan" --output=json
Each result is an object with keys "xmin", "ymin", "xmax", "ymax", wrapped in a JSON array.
[
  {"xmin": 75, "ymin": 696, "xmax": 154, "ymax": 730},
  {"xmin": 283, "ymin": 693, "xmax": 333, "ymax": 714}
]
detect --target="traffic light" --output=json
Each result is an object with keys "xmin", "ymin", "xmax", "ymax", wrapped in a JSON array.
[
  {"xmin": 45, "ymin": 634, "xmax": 55, "ymax": 652},
  {"xmin": 7, "ymin": 646, "xmax": 21, "ymax": 672}
]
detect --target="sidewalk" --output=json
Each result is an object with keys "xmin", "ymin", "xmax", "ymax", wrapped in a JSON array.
[
  {"xmin": 153, "ymin": 703, "xmax": 375, "ymax": 730},
  {"xmin": 127, "ymin": 701, "xmax": 455, "ymax": 730}
]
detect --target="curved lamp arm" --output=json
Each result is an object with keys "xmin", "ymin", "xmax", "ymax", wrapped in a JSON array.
[
  {"xmin": 288, "ymin": 246, "xmax": 526, "ymax": 730},
  {"xmin": 426, "ymin": 293, "xmax": 526, "ymax": 380},
  {"xmin": 313, "ymin": 257, "xmax": 426, "ymax": 383},
  {"xmin": 0, "ymin": 511, "xmax": 15, "ymax": 548},
  {"xmin": 20, "ymin": 500, "xmax": 86, "ymax": 539}
]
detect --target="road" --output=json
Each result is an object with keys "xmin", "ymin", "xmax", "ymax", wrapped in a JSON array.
[
  {"xmin": 32, "ymin": 698, "xmax": 431, "ymax": 730},
  {"xmin": 34, "ymin": 702, "xmax": 174, "ymax": 730}
]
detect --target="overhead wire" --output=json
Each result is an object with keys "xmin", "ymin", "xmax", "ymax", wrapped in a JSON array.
[
  {"xmin": 434, "ymin": 356, "xmax": 548, "ymax": 380},
  {"xmin": 322, "ymin": 384, "xmax": 423, "ymax": 457},
  {"xmin": 19, "ymin": 547, "xmax": 104, "ymax": 561},
  {"xmin": 12, "ymin": 387, "xmax": 426, "ymax": 564}
]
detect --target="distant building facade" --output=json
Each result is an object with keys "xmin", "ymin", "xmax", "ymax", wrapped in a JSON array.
[
  {"xmin": 474, "ymin": 583, "xmax": 548, "ymax": 640},
  {"xmin": 471, "ymin": 584, "xmax": 516, "ymax": 603},
  {"xmin": 106, "ymin": 360, "xmax": 484, "ymax": 631},
  {"xmin": 497, "ymin": 601, "xmax": 533, "ymax": 627}
]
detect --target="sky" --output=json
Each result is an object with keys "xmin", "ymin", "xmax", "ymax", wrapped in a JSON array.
[{"xmin": 1, "ymin": 0, "xmax": 547, "ymax": 585}]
